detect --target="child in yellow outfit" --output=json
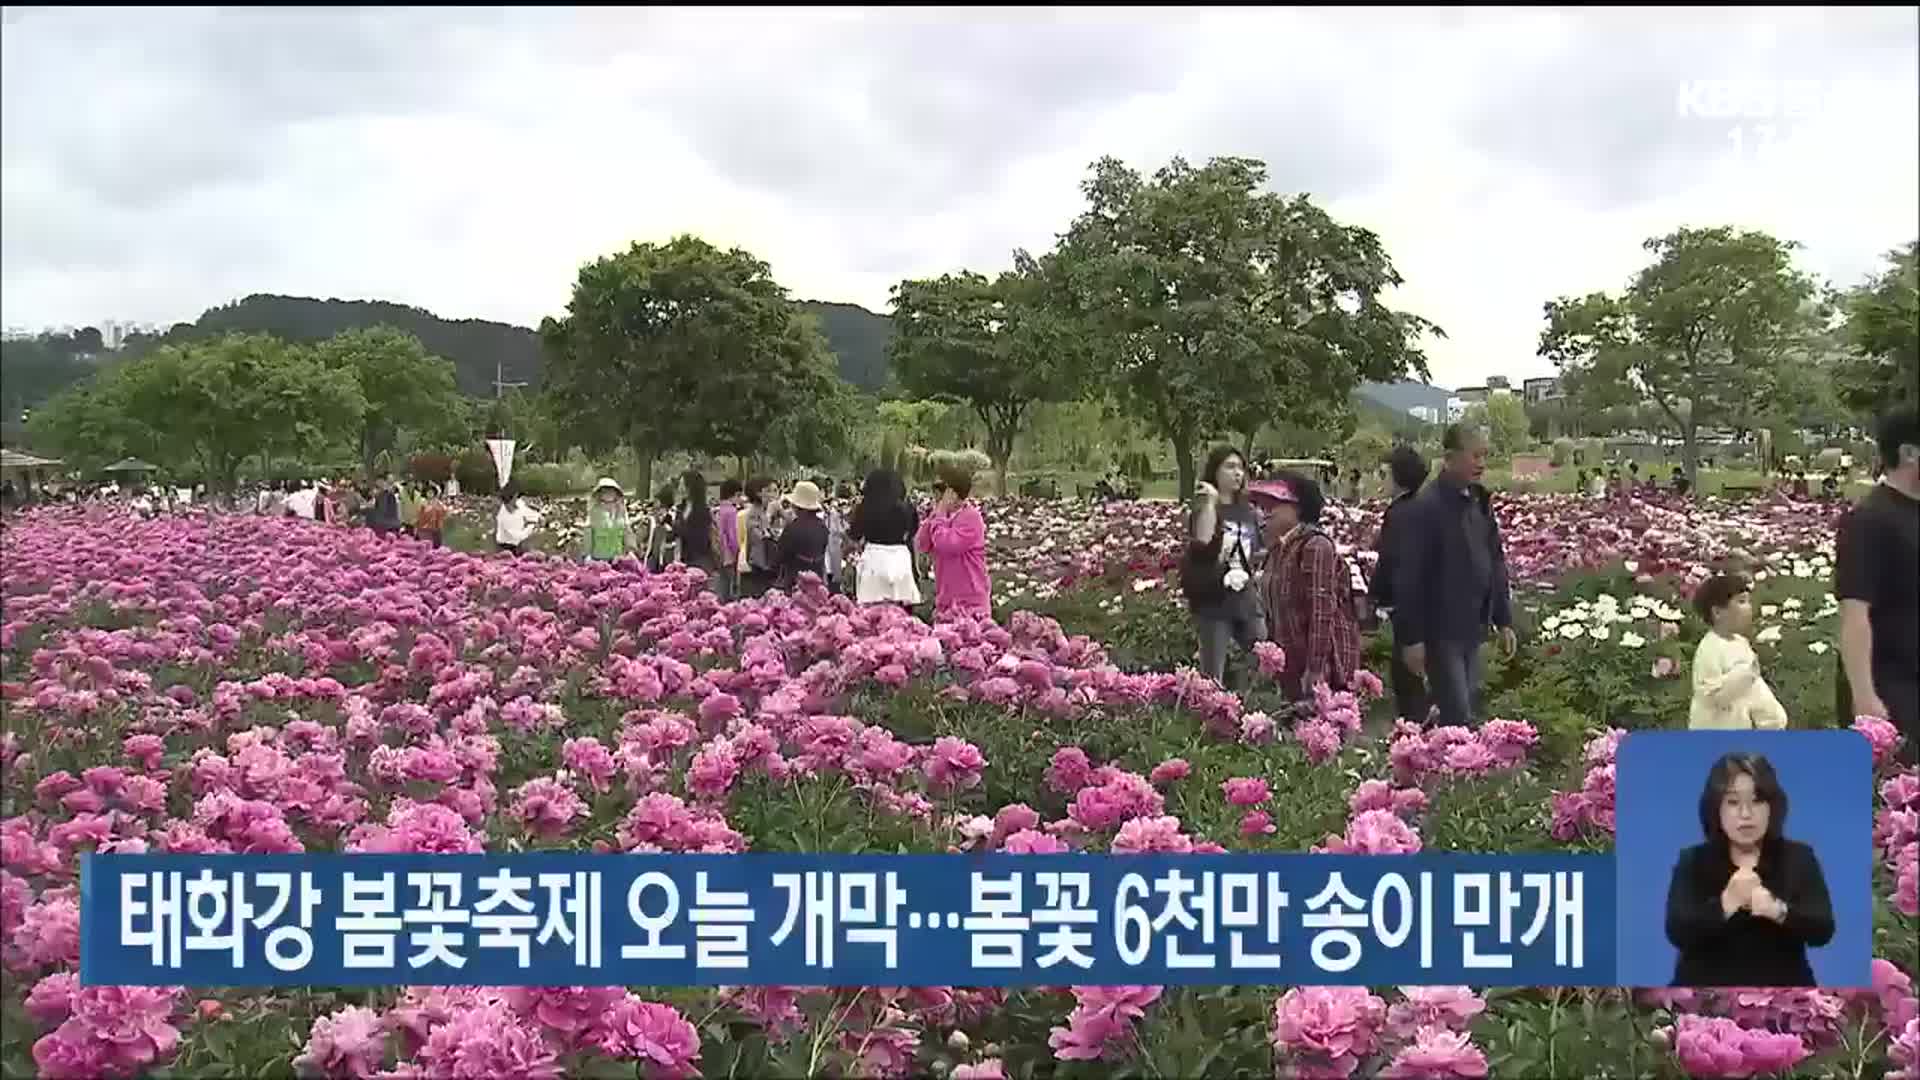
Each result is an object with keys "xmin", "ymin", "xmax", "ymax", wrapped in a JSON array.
[{"xmin": 1688, "ymin": 572, "xmax": 1788, "ymax": 730}]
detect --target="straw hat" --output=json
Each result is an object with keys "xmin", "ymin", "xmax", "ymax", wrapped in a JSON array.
[
  {"xmin": 786, "ymin": 480, "xmax": 824, "ymax": 511},
  {"xmin": 592, "ymin": 477, "xmax": 624, "ymax": 496}
]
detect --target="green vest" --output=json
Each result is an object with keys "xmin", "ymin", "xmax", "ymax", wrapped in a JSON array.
[{"xmin": 588, "ymin": 505, "xmax": 628, "ymax": 560}]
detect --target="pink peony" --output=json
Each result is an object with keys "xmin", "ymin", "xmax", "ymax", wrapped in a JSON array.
[
  {"xmin": 1295, "ymin": 719, "xmax": 1344, "ymax": 764},
  {"xmin": 1320, "ymin": 809, "xmax": 1422, "ymax": 856},
  {"xmin": 1271, "ymin": 986, "xmax": 1387, "ymax": 1077},
  {"xmin": 295, "ymin": 1004, "xmax": 389, "ymax": 1078},
  {"xmin": 1240, "ymin": 810, "xmax": 1277, "ymax": 837},
  {"xmin": 1149, "ymin": 758, "xmax": 1190, "ymax": 785},
  {"xmin": 1254, "ymin": 641, "xmax": 1288, "ymax": 677},
  {"xmin": 1046, "ymin": 747, "xmax": 1095, "ymax": 794},
  {"xmin": 952, "ymin": 1059, "xmax": 1007, "ymax": 1080},
  {"xmin": 1380, "ymin": 1027, "xmax": 1489, "ymax": 1079},
  {"xmin": 509, "ymin": 776, "xmax": 587, "ymax": 840},
  {"xmin": 924, "ymin": 737, "xmax": 987, "ymax": 793},
  {"xmin": 1668, "ymin": 1014, "xmax": 1809, "ymax": 1078},
  {"xmin": 1221, "ymin": 776, "xmax": 1272, "ymax": 807},
  {"xmin": 592, "ymin": 996, "xmax": 701, "ymax": 1078},
  {"xmin": 1387, "ymin": 987, "xmax": 1488, "ymax": 1039},
  {"xmin": 1111, "ymin": 814, "xmax": 1194, "ymax": 854},
  {"xmin": 1000, "ymin": 828, "xmax": 1070, "ymax": 854},
  {"xmin": 1854, "ymin": 716, "xmax": 1905, "ymax": 769}
]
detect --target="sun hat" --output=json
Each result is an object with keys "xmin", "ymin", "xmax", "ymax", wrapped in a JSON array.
[
  {"xmin": 1248, "ymin": 479, "xmax": 1298, "ymax": 506},
  {"xmin": 786, "ymin": 480, "xmax": 824, "ymax": 512},
  {"xmin": 592, "ymin": 477, "xmax": 624, "ymax": 496}
]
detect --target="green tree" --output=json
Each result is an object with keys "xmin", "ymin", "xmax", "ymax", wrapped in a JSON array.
[
  {"xmin": 888, "ymin": 251, "xmax": 1088, "ymax": 491},
  {"xmin": 1340, "ymin": 423, "xmax": 1394, "ymax": 473},
  {"xmin": 1054, "ymin": 155, "xmax": 1439, "ymax": 496},
  {"xmin": 118, "ymin": 334, "xmax": 365, "ymax": 493},
  {"xmin": 1461, "ymin": 393, "xmax": 1531, "ymax": 457},
  {"xmin": 1836, "ymin": 239, "xmax": 1918, "ymax": 415},
  {"xmin": 25, "ymin": 365, "xmax": 168, "ymax": 472},
  {"xmin": 311, "ymin": 326, "xmax": 463, "ymax": 478},
  {"xmin": 539, "ymin": 235, "xmax": 840, "ymax": 495},
  {"xmin": 1539, "ymin": 226, "xmax": 1817, "ymax": 490}
]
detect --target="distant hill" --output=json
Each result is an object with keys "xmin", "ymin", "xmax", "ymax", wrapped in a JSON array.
[
  {"xmin": 0, "ymin": 294, "xmax": 899, "ymax": 413},
  {"xmin": 796, "ymin": 300, "xmax": 892, "ymax": 392},
  {"xmin": 1357, "ymin": 379, "xmax": 1452, "ymax": 416},
  {"xmin": 160, "ymin": 294, "xmax": 542, "ymax": 397}
]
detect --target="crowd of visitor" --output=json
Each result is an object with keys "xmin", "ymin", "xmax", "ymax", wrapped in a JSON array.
[{"xmin": 1177, "ymin": 408, "xmax": 1917, "ymax": 763}]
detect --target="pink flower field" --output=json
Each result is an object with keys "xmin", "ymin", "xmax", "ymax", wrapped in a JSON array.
[{"xmin": 1, "ymin": 497, "xmax": 1913, "ymax": 1079}]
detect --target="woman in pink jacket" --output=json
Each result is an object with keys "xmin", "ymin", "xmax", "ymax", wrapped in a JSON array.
[{"xmin": 915, "ymin": 469, "xmax": 991, "ymax": 619}]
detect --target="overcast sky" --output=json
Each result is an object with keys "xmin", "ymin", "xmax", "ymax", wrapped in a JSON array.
[{"xmin": 3, "ymin": 6, "xmax": 1915, "ymax": 389}]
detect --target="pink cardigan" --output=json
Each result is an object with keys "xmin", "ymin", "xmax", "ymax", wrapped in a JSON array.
[{"xmin": 915, "ymin": 502, "xmax": 990, "ymax": 617}]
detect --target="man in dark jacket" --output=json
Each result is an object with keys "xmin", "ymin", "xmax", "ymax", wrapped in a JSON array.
[
  {"xmin": 367, "ymin": 476, "xmax": 402, "ymax": 537},
  {"xmin": 1390, "ymin": 425, "xmax": 1517, "ymax": 727},
  {"xmin": 1372, "ymin": 445, "xmax": 1431, "ymax": 724}
]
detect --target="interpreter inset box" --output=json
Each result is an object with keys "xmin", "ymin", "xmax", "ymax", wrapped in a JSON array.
[{"xmin": 1614, "ymin": 730, "xmax": 1872, "ymax": 989}]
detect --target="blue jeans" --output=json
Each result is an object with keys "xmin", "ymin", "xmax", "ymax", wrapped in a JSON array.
[{"xmin": 1424, "ymin": 637, "xmax": 1484, "ymax": 727}]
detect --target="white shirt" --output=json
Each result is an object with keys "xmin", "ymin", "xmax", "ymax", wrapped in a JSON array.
[
  {"xmin": 285, "ymin": 488, "xmax": 319, "ymax": 519},
  {"xmin": 1689, "ymin": 631, "xmax": 1788, "ymax": 730},
  {"xmin": 496, "ymin": 501, "xmax": 543, "ymax": 546}
]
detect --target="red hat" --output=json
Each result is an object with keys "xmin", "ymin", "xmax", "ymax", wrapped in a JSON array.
[{"xmin": 1248, "ymin": 480, "xmax": 1297, "ymax": 506}]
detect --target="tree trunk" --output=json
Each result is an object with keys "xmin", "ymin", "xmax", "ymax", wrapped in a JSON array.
[
  {"xmin": 987, "ymin": 421, "xmax": 1016, "ymax": 499},
  {"xmin": 635, "ymin": 445, "xmax": 655, "ymax": 501},
  {"xmin": 1172, "ymin": 435, "xmax": 1197, "ymax": 504},
  {"xmin": 1682, "ymin": 421, "xmax": 1700, "ymax": 496}
]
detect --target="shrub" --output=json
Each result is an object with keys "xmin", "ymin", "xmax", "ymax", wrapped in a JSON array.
[
  {"xmin": 515, "ymin": 463, "xmax": 592, "ymax": 496},
  {"xmin": 407, "ymin": 452, "xmax": 454, "ymax": 485},
  {"xmin": 454, "ymin": 448, "xmax": 498, "ymax": 496},
  {"xmin": 1550, "ymin": 437, "xmax": 1574, "ymax": 467}
]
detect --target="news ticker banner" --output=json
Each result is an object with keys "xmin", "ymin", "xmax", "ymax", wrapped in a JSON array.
[{"xmin": 80, "ymin": 852, "xmax": 1613, "ymax": 988}]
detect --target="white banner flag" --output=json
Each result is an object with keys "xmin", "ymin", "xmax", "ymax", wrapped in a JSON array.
[{"xmin": 485, "ymin": 438, "xmax": 516, "ymax": 489}]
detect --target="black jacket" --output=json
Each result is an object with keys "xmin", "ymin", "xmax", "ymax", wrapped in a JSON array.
[
  {"xmin": 775, "ymin": 510, "xmax": 829, "ymax": 590},
  {"xmin": 1370, "ymin": 491, "xmax": 1418, "ymax": 610},
  {"xmin": 1388, "ymin": 474, "xmax": 1512, "ymax": 647},
  {"xmin": 1665, "ymin": 839, "xmax": 1834, "ymax": 987}
]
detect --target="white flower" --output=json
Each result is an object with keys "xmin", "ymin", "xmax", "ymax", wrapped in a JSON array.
[
  {"xmin": 1782, "ymin": 597, "xmax": 1803, "ymax": 609},
  {"xmin": 1543, "ymin": 617, "xmax": 1562, "ymax": 632},
  {"xmin": 1808, "ymin": 641, "xmax": 1830, "ymax": 655},
  {"xmin": 1654, "ymin": 604, "xmax": 1684, "ymax": 622},
  {"xmin": 1623, "ymin": 561, "xmax": 1639, "ymax": 573},
  {"xmin": 1132, "ymin": 578, "xmax": 1158, "ymax": 593},
  {"xmin": 1761, "ymin": 604, "xmax": 1779, "ymax": 617},
  {"xmin": 1589, "ymin": 624, "xmax": 1613, "ymax": 641},
  {"xmin": 1782, "ymin": 610, "xmax": 1801, "ymax": 622},
  {"xmin": 1619, "ymin": 631, "xmax": 1646, "ymax": 648},
  {"xmin": 1756, "ymin": 626, "xmax": 1783, "ymax": 644},
  {"xmin": 1560, "ymin": 623, "xmax": 1586, "ymax": 640}
]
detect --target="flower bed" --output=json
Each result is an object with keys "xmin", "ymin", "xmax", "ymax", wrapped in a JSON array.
[{"xmin": 0, "ymin": 503, "xmax": 1912, "ymax": 1079}]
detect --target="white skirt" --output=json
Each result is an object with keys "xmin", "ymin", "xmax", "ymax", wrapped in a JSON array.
[{"xmin": 857, "ymin": 543, "xmax": 922, "ymax": 604}]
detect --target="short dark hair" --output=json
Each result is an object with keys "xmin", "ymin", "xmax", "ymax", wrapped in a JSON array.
[
  {"xmin": 744, "ymin": 476, "xmax": 772, "ymax": 504},
  {"xmin": 719, "ymin": 479, "xmax": 742, "ymax": 500},
  {"xmin": 1275, "ymin": 469, "xmax": 1326, "ymax": 525},
  {"xmin": 1698, "ymin": 752, "xmax": 1787, "ymax": 849},
  {"xmin": 1692, "ymin": 572, "xmax": 1749, "ymax": 623},
  {"xmin": 1442, "ymin": 424, "xmax": 1485, "ymax": 453},
  {"xmin": 1876, "ymin": 408, "xmax": 1918, "ymax": 470},
  {"xmin": 1386, "ymin": 445, "xmax": 1429, "ymax": 492},
  {"xmin": 945, "ymin": 469, "xmax": 975, "ymax": 499}
]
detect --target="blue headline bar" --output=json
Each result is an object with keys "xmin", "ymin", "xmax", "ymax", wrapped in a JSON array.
[{"xmin": 81, "ymin": 852, "xmax": 1615, "ymax": 987}]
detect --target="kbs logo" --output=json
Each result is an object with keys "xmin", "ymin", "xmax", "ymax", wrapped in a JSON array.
[{"xmin": 1673, "ymin": 79, "xmax": 1861, "ymax": 122}]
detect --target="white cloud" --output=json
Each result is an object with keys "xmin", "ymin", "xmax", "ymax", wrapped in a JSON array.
[{"xmin": 2, "ymin": 7, "xmax": 1913, "ymax": 389}]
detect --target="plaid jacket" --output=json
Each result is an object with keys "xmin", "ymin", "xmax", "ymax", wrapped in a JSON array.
[{"xmin": 1263, "ymin": 526, "xmax": 1360, "ymax": 693}]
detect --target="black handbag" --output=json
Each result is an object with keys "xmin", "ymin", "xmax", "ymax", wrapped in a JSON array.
[{"xmin": 1180, "ymin": 517, "xmax": 1246, "ymax": 609}]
